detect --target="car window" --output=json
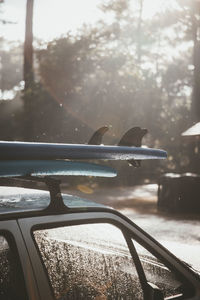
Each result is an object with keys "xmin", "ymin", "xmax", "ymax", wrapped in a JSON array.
[
  {"xmin": 133, "ymin": 239, "xmax": 185, "ymax": 298},
  {"xmin": 33, "ymin": 223, "xmax": 143, "ymax": 300},
  {"xmin": 0, "ymin": 234, "xmax": 28, "ymax": 300}
]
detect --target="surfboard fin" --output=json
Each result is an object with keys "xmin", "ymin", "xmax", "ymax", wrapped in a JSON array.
[
  {"xmin": 118, "ymin": 127, "xmax": 148, "ymax": 167},
  {"xmin": 88, "ymin": 126, "xmax": 109, "ymax": 145}
]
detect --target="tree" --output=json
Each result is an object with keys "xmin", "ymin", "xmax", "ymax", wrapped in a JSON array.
[
  {"xmin": 35, "ymin": 0, "xmax": 194, "ymax": 174},
  {"xmin": 191, "ymin": 0, "xmax": 200, "ymax": 120},
  {"xmin": 23, "ymin": 0, "xmax": 34, "ymax": 140},
  {"xmin": 0, "ymin": 41, "xmax": 23, "ymax": 97},
  {"xmin": 24, "ymin": 0, "xmax": 34, "ymax": 89}
]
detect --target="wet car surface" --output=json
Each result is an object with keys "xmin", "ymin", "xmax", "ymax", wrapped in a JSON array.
[{"xmin": 0, "ymin": 184, "xmax": 200, "ymax": 300}]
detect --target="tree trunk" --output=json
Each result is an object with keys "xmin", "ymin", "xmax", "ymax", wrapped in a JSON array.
[
  {"xmin": 23, "ymin": 0, "xmax": 34, "ymax": 140},
  {"xmin": 24, "ymin": 0, "xmax": 34, "ymax": 89},
  {"xmin": 191, "ymin": 1, "xmax": 200, "ymax": 121}
]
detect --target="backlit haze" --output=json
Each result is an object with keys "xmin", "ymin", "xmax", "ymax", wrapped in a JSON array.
[{"xmin": 2, "ymin": 0, "xmax": 178, "ymax": 42}]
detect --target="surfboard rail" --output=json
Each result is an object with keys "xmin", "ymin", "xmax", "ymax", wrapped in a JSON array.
[{"xmin": 0, "ymin": 141, "xmax": 167, "ymax": 161}]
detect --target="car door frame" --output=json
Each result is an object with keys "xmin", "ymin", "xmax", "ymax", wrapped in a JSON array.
[
  {"xmin": 18, "ymin": 210, "xmax": 200, "ymax": 300},
  {"xmin": 0, "ymin": 219, "xmax": 40, "ymax": 300}
]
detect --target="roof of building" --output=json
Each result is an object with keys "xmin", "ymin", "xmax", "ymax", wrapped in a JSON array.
[{"xmin": 182, "ymin": 122, "xmax": 200, "ymax": 136}]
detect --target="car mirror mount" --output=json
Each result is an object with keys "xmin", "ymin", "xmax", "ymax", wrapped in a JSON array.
[{"xmin": 145, "ymin": 282, "xmax": 164, "ymax": 300}]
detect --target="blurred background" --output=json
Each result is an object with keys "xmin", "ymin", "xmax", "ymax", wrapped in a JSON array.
[{"xmin": 1, "ymin": 0, "xmax": 200, "ymax": 186}]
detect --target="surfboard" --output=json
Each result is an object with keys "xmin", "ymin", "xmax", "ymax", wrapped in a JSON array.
[
  {"xmin": 0, "ymin": 160, "xmax": 117, "ymax": 178},
  {"xmin": 0, "ymin": 141, "xmax": 167, "ymax": 161}
]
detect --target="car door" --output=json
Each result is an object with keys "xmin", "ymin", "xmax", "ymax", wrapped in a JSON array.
[
  {"xmin": 18, "ymin": 211, "xmax": 200, "ymax": 300},
  {"xmin": 0, "ymin": 219, "xmax": 40, "ymax": 300}
]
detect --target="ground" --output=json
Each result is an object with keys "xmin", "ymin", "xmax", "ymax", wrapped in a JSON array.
[{"xmin": 68, "ymin": 184, "xmax": 200, "ymax": 271}]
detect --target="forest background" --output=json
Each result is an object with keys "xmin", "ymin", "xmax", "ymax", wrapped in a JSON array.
[{"xmin": 1, "ymin": 0, "xmax": 200, "ymax": 186}]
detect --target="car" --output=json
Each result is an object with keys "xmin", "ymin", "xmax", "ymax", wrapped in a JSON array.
[{"xmin": 0, "ymin": 140, "xmax": 199, "ymax": 300}]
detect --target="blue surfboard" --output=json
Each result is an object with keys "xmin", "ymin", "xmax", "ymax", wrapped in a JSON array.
[
  {"xmin": 0, "ymin": 160, "xmax": 117, "ymax": 178},
  {"xmin": 0, "ymin": 141, "xmax": 167, "ymax": 161}
]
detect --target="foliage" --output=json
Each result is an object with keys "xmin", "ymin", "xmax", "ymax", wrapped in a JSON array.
[
  {"xmin": 0, "ymin": 41, "xmax": 23, "ymax": 94},
  {"xmin": 2, "ymin": 0, "xmax": 200, "ymax": 183},
  {"xmin": 0, "ymin": 0, "xmax": 23, "ymax": 98},
  {"xmin": 35, "ymin": 1, "xmax": 193, "ymax": 175}
]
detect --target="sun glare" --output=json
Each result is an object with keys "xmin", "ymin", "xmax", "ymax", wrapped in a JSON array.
[
  {"xmin": 142, "ymin": 0, "xmax": 180, "ymax": 19},
  {"xmin": 33, "ymin": 0, "xmax": 103, "ymax": 41},
  {"xmin": 1, "ymin": 0, "xmax": 180, "ymax": 42}
]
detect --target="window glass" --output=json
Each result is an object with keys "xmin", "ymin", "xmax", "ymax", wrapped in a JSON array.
[
  {"xmin": 34, "ymin": 223, "xmax": 143, "ymax": 300},
  {"xmin": 0, "ymin": 235, "xmax": 28, "ymax": 300},
  {"xmin": 133, "ymin": 239, "xmax": 184, "ymax": 298}
]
